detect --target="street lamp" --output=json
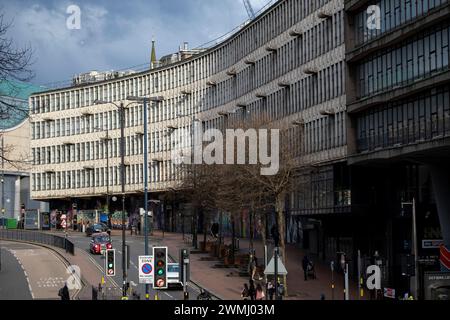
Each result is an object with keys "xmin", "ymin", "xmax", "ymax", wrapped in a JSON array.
[
  {"xmin": 127, "ymin": 95, "xmax": 164, "ymax": 299},
  {"xmin": 401, "ymin": 198, "xmax": 418, "ymax": 299},
  {"xmin": 93, "ymin": 125, "xmax": 112, "ymax": 229},
  {"xmin": 1, "ymin": 112, "xmax": 8, "ymax": 221},
  {"xmin": 93, "ymin": 99, "xmax": 136, "ymax": 298}
]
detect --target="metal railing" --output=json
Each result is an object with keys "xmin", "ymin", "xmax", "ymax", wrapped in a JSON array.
[{"xmin": 0, "ymin": 229, "xmax": 75, "ymax": 255}]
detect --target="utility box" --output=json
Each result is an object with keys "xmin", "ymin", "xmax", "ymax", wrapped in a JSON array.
[{"xmin": 6, "ymin": 218, "xmax": 17, "ymax": 229}]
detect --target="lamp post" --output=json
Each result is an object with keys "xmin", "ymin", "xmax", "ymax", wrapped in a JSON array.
[
  {"xmin": 94, "ymin": 125, "xmax": 111, "ymax": 229},
  {"xmin": 401, "ymin": 198, "xmax": 418, "ymax": 299},
  {"xmin": 94, "ymin": 99, "xmax": 135, "ymax": 298},
  {"xmin": 127, "ymin": 95, "xmax": 164, "ymax": 299},
  {"xmin": 1, "ymin": 113, "xmax": 7, "ymax": 223}
]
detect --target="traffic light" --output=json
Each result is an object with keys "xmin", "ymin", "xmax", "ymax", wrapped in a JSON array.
[
  {"xmin": 106, "ymin": 249, "xmax": 116, "ymax": 276},
  {"xmin": 179, "ymin": 248, "xmax": 190, "ymax": 283},
  {"xmin": 153, "ymin": 246, "xmax": 168, "ymax": 289}
]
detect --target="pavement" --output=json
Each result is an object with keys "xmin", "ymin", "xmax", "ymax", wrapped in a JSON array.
[{"xmin": 128, "ymin": 230, "xmax": 364, "ymax": 300}]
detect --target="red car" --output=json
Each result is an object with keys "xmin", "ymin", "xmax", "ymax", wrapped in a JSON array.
[{"xmin": 89, "ymin": 233, "xmax": 112, "ymax": 254}]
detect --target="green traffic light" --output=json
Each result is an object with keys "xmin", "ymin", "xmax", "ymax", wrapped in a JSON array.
[{"xmin": 157, "ymin": 269, "xmax": 164, "ymax": 276}]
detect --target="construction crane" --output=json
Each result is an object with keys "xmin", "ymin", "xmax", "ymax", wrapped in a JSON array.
[{"xmin": 242, "ymin": 0, "xmax": 256, "ymax": 20}]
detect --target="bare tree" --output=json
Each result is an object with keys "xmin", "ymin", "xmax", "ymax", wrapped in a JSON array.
[{"xmin": 0, "ymin": 11, "xmax": 34, "ymax": 164}]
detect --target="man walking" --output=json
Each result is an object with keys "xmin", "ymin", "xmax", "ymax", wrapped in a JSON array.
[{"xmin": 302, "ymin": 255, "xmax": 310, "ymax": 281}]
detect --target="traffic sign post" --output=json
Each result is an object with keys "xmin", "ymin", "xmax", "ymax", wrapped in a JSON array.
[
  {"xmin": 180, "ymin": 248, "xmax": 190, "ymax": 300},
  {"xmin": 138, "ymin": 255, "xmax": 154, "ymax": 284}
]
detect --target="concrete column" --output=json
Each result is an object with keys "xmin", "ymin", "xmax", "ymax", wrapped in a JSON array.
[{"xmin": 429, "ymin": 163, "xmax": 450, "ymax": 248}]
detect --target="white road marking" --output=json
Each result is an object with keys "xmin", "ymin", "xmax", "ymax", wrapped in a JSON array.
[{"xmin": 164, "ymin": 292, "xmax": 173, "ymax": 298}]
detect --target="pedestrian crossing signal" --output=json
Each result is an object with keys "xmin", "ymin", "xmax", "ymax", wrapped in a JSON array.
[{"xmin": 106, "ymin": 249, "xmax": 115, "ymax": 277}]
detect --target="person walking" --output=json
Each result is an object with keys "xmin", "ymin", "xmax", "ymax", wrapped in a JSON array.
[
  {"xmin": 276, "ymin": 280, "xmax": 284, "ymax": 300},
  {"xmin": 137, "ymin": 219, "xmax": 141, "ymax": 235},
  {"xmin": 58, "ymin": 282, "xmax": 70, "ymax": 300},
  {"xmin": 271, "ymin": 225, "xmax": 280, "ymax": 247},
  {"xmin": 249, "ymin": 279, "xmax": 256, "ymax": 300},
  {"xmin": 256, "ymin": 284, "xmax": 265, "ymax": 300},
  {"xmin": 302, "ymin": 255, "xmax": 310, "ymax": 281},
  {"xmin": 241, "ymin": 283, "xmax": 250, "ymax": 300},
  {"xmin": 267, "ymin": 280, "xmax": 275, "ymax": 300}
]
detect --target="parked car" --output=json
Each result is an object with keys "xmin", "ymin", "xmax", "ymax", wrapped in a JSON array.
[
  {"xmin": 85, "ymin": 222, "xmax": 110, "ymax": 236},
  {"xmin": 167, "ymin": 263, "xmax": 183, "ymax": 289},
  {"xmin": 89, "ymin": 232, "xmax": 112, "ymax": 254}
]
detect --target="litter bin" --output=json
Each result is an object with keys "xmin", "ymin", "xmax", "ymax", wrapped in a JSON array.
[{"xmin": 6, "ymin": 219, "xmax": 17, "ymax": 229}]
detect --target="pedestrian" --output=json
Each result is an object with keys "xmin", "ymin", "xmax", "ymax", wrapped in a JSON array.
[
  {"xmin": 271, "ymin": 225, "xmax": 279, "ymax": 247},
  {"xmin": 241, "ymin": 283, "xmax": 250, "ymax": 300},
  {"xmin": 267, "ymin": 280, "xmax": 275, "ymax": 300},
  {"xmin": 58, "ymin": 282, "xmax": 70, "ymax": 300},
  {"xmin": 276, "ymin": 281, "xmax": 284, "ymax": 300},
  {"xmin": 249, "ymin": 279, "xmax": 256, "ymax": 300},
  {"xmin": 320, "ymin": 293, "xmax": 326, "ymax": 300},
  {"xmin": 256, "ymin": 284, "xmax": 265, "ymax": 300},
  {"xmin": 302, "ymin": 255, "xmax": 310, "ymax": 281},
  {"xmin": 137, "ymin": 219, "xmax": 141, "ymax": 235}
]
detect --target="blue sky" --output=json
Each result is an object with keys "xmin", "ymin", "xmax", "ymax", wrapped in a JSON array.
[{"xmin": 1, "ymin": 0, "xmax": 270, "ymax": 86}]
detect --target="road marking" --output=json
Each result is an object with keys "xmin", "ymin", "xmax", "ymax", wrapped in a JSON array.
[
  {"xmin": 164, "ymin": 292, "xmax": 173, "ymax": 299},
  {"xmin": 83, "ymin": 251, "xmax": 120, "ymax": 289}
]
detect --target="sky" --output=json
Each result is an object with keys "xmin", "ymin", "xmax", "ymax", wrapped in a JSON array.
[{"xmin": 1, "ymin": 0, "xmax": 271, "ymax": 87}]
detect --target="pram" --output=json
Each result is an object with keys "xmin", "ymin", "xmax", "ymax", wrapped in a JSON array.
[{"xmin": 306, "ymin": 261, "xmax": 316, "ymax": 279}]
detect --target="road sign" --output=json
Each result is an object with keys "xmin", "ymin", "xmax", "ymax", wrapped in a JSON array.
[
  {"xmin": 264, "ymin": 255, "xmax": 288, "ymax": 275},
  {"xmin": 383, "ymin": 287, "xmax": 396, "ymax": 299},
  {"xmin": 139, "ymin": 255, "xmax": 154, "ymax": 284}
]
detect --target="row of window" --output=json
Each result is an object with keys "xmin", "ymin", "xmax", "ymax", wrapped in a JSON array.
[
  {"xmin": 31, "ymin": 4, "xmax": 342, "ymax": 116},
  {"xmin": 357, "ymin": 85, "xmax": 450, "ymax": 151},
  {"xmin": 31, "ymin": 160, "xmax": 180, "ymax": 192},
  {"xmin": 354, "ymin": 0, "xmax": 446, "ymax": 46},
  {"xmin": 356, "ymin": 24, "xmax": 450, "ymax": 98},
  {"xmin": 291, "ymin": 164, "xmax": 351, "ymax": 214}
]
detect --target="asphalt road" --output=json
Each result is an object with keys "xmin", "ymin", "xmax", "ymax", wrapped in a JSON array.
[
  {"xmin": 0, "ymin": 241, "xmax": 70, "ymax": 300},
  {"xmin": 64, "ymin": 232, "xmax": 200, "ymax": 300}
]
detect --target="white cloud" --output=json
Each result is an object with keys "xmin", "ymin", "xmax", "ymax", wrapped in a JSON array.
[{"xmin": 2, "ymin": 0, "xmax": 273, "ymax": 85}]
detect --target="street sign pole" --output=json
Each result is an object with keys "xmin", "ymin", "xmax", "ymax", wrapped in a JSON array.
[
  {"xmin": 344, "ymin": 263, "xmax": 349, "ymax": 300},
  {"xmin": 143, "ymin": 98, "xmax": 150, "ymax": 300},
  {"xmin": 412, "ymin": 197, "xmax": 419, "ymax": 299},
  {"xmin": 331, "ymin": 261, "xmax": 335, "ymax": 300},
  {"xmin": 357, "ymin": 249, "xmax": 361, "ymax": 300}
]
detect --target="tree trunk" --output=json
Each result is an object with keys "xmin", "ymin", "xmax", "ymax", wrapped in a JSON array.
[
  {"xmin": 203, "ymin": 210, "xmax": 208, "ymax": 252},
  {"xmin": 276, "ymin": 193, "xmax": 287, "ymax": 296},
  {"xmin": 230, "ymin": 212, "xmax": 237, "ymax": 264},
  {"xmin": 192, "ymin": 206, "xmax": 198, "ymax": 249},
  {"xmin": 249, "ymin": 204, "xmax": 254, "ymax": 251},
  {"xmin": 260, "ymin": 211, "xmax": 267, "ymax": 249}
]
